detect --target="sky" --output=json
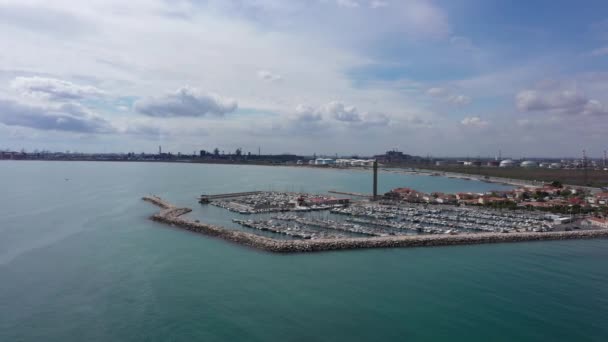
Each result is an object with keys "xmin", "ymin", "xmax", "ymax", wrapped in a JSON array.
[{"xmin": 1, "ymin": 0, "xmax": 608, "ymax": 158}]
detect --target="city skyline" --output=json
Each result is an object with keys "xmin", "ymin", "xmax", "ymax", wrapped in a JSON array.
[
  {"xmin": 2, "ymin": 145, "xmax": 608, "ymax": 161},
  {"xmin": 1, "ymin": 1, "xmax": 608, "ymax": 156}
]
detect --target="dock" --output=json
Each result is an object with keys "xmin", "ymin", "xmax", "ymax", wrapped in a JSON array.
[
  {"xmin": 199, "ymin": 191, "xmax": 264, "ymax": 203},
  {"xmin": 328, "ymin": 190, "xmax": 372, "ymax": 198},
  {"xmin": 142, "ymin": 196, "xmax": 608, "ymax": 253}
]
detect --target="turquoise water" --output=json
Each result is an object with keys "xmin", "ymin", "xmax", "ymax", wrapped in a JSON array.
[{"xmin": 1, "ymin": 161, "xmax": 607, "ymax": 341}]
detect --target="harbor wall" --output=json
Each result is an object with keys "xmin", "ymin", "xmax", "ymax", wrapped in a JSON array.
[{"xmin": 142, "ymin": 196, "xmax": 608, "ymax": 253}]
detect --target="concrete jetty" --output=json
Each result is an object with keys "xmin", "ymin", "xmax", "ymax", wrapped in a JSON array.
[
  {"xmin": 142, "ymin": 196, "xmax": 608, "ymax": 253},
  {"xmin": 199, "ymin": 191, "xmax": 264, "ymax": 203},
  {"xmin": 328, "ymin": 190, "xmax": 372, "ymax": 198}
]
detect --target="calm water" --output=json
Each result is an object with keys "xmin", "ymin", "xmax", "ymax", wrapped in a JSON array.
[{"xmin": 1, "ymin": 161, "xmax": 607, "ymax": 341}]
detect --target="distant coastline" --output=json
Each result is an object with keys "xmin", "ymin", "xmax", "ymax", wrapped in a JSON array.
[{"xmin": 3, "ymin": 158, "xmax": 602, "ymax": 191}]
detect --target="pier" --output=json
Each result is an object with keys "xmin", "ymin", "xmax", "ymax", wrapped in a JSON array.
[
  {"xmin": 199, "ymin": 191, "xmax": 264, "ymax": 203},
  {"xmin": 328, "ymin": 190, "xmax": 372, "ymax": 198},
  {"xmin": 142, "ymin": 196, "xmax": 608, "ymax": 253}
]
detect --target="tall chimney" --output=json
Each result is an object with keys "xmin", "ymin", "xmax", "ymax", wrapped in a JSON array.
[{"xmin": 373, "ymin": 160, "xmax": 378, "ymax": 200}]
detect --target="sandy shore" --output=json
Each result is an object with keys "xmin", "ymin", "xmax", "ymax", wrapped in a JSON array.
[{"xmin": 142, "ymin": 196, "xmax": 608, "ymax": 253}]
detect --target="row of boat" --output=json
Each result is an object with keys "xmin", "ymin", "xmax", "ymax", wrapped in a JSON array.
[
  {"xmin": 331, "ymin": 203, "xmax": 552, "ymax": 233},
  {"xmin": 232, "ymin": 218, "xmax": 346, "ymax": 239},
  {"xmin": 212, "ymin": 191, "xmax": 347, "ymax": 214},
  {"xmin": 271, "ymin": 214, "xmax": 402, "ymax": 237}
]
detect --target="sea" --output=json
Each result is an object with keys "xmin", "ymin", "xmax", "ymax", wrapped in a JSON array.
[{"xmin": 1, "ymin": 161, "xmax": 607, "ymax": 341}]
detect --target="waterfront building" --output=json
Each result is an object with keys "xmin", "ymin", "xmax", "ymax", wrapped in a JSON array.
[
  {"xmin": 314, "ymin": 158, "xmax": 336, "ymax": 165},
  {"xmin": 586, "ymin": 217, "xmax": 608, "ymax": 229},
  {"xmin": 478, "ymin": 196, "xmax": 510, "ymax": 205}
]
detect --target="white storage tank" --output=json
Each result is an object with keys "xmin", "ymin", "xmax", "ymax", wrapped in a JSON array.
[
  {"xmin": 549, "ymin": 163, "xmax": 562, "ymax": 169},
  {"xmin": 520, "ymin": 160, "xmax": 539, "ymax": 168},
  {"xmin": 499, "ymin": 159, "xmax": 515, "ymax": 167}
]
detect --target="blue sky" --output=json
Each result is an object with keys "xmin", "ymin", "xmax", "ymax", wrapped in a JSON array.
[{"xmin": 0, "ymin": 0, "xmax": 607, "ymax": 157}]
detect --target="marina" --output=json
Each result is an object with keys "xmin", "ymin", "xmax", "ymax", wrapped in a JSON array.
[
  {"xmin": 142, "ymin": 194, "xmax": 608, "ymax": 253},
  {"xmin": 199, "ymin": 190, "xmax": 557, "ymax": 235}
]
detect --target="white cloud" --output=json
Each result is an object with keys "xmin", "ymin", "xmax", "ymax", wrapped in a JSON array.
[
  {"xmin": 581, "ymin": 99, "xmax": 608, "ymax": 116},
  {"xmin": 0, "ymin": 98, "xmax": 115, "ymax": 133},
  {"xmin": 515, "ymin": 88, "xmax": 608, "ymax": 116},
  {"xmin": 319, "ymin": 101, "xmax": 361, "ymax": 122},
  {"xmin": 134, "ymin": 87, "xmax": 238, "ymax": 118},
  {"xmin": 447, "ymin": 95, "xmax": 471, "ymax": 106},
  {"xmin": 257, "ymin": 70, "xmax": 282, "ymax": 82},
  {"xmin": 369, "ymin": 0, "xmax": 388, "ymax": 9},
  {"xmin": 587, "ymin": 46, "xmax": 608, "ymax": 57},
  {"xmin": 516, "ymin": 89, "xmax": 586, "ymax": 111},
  {"xmin": 426, "ymin": 87, "xmax": 447, "ymax": 97},
  {"xmin": 10, "ymin": 76, "xmax": 105, "ymax": 101},
  {"xmin": 295, "ymin": 104, "xmax": 322, "ymax": 122},
  {"xmin": 336, "ymin": 0, "xmax": 360, "ymax": 8},
  {"xmin": 291, "ymin": 101, "xmax": 390, "ymax": 128},
  {"xmin": 399, "ymin": 0, "xmax": 449, "ymax": 38},
  {"xmin": 461, "ymin": 116, "xmax": 488, "ymax": 128},
  {"xmin": 427, "ymin": 87, "xmax": 471, "ymax": 106}
]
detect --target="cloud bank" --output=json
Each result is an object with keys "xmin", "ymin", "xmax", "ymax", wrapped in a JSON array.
[
  {"xmin": 516, "ymin": 88, "xmax": 608, "ymax": 116},
  {"xmin": 134, "ymin": 87, "xmax": 238, "ymax": 118},
  {"xmin": 0, "ymin": 98, "xmax": 115, "ymax": 133},
  {"xmin": 11, "ymin": 76, "xmax": 105, "ymax": 101}
]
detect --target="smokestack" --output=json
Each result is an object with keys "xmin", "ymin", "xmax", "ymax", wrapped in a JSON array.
[
  {"xmin": 604, "ymin": 150, "xmax": 607, "ymax": 168},
  {"xmin": 373, "ymin": 160, "xmax": 378, "ymax": 200},
  {"xmin": 583, "ymin": 149, "xmax": 588, "ymax": 186},
  {"xmin": 158, "ymin": 145, "xmax": 162, "ymax": 155},
  {"xmin": 583, "ymin": 149, "xmax": 587, "ymax": 167}
]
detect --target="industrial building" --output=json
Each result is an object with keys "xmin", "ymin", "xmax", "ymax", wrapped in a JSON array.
[{"xmin": 336, "ymin": 159, "xmax": 375, "ymax": 167}]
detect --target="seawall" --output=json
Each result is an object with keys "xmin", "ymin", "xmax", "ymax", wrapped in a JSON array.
[{"xmin": 142, "ymin": 196, "xmax": 608, "ymax": 253}]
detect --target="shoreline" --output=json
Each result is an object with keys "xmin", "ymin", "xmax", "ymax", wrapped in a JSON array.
[
  {"xmin": 384, "ymin": 167, "xmax": 603, "ymax": 192},
  {"xmin": 402, "ymin": 167, "xmax": 603, "ymax": 192},
  {"xmin": 1, "ymin": 159, "xmax": 521, "ymax": 190},
  {"xmin": 4, "ymin": 159, "xmax": 604, "ymax": 191},
  {"xmin": 142, "ymin": 196, "xmax": 608, "ymax": 253}
]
